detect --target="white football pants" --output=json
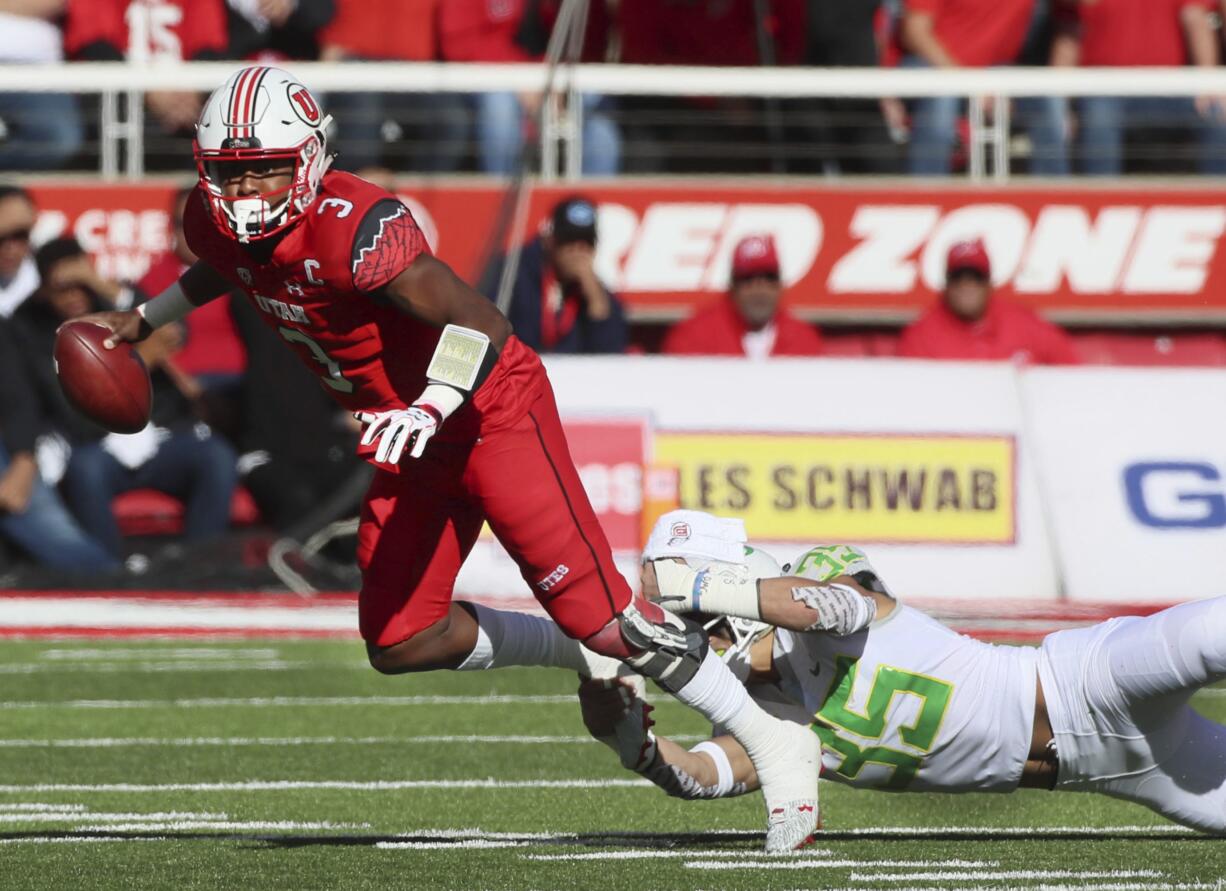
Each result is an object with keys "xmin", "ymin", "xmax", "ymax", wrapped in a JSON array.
[{"xmin": 1037, "ymin": 596, "xmax": 1226, "ymax": 834}]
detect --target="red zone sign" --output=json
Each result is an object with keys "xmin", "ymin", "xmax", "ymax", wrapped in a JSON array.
[{"xmin": 26, "ymin": 182, "xmax": 1226, "ymax": 321}]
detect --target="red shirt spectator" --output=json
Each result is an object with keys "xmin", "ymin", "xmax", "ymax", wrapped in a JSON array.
[
  {"xmin": 138, "ymin": 189, "xmax": 245, "ymax": 380},
  {"xmin": 898, "ymin": 239, "xmax": 1079, "ymax": 365},
  {"xmin": 64, "ymin": 0, "xmax": 227, "ymax": 61},
  {"xmin": 621, "ymin": 0, "xmax": 805, "ymax": 66},
  {"xmin": 663, "ymin": 234, "xmax": 823, "ymax": 359},
  {"xmin": 900, "ymin": 0, "xmax": 1033, "ymax": 67},
  {"xmin": 321, "ymin": 0, "xmax": 438, "ymax": 60},
  {"xmin": 439, "ymin": 0, "xmax": 608, "ymax": 63},
  {"xmin": 1054, "ymin": 0, "xmax": 1214, "ymax": 67}
]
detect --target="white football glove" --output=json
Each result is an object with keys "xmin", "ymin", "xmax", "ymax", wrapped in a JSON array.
[{"xmin": 356, "ymin": 405, "xmax": 441, "ymax": 464}]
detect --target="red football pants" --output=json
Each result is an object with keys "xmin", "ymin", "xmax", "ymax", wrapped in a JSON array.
[{"xmin": 357, "ymin": 379, "xmax": 633, "ymax": 647}]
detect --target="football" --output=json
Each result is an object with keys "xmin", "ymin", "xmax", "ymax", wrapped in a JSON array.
[{"xmin": 53, "ymin": 320, "xmax": 152, "ymax": 434}]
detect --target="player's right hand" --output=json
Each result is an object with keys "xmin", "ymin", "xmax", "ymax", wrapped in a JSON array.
[
  {"xmin": 65, "ymin": 310, "xmax": 152, "ymax": 350},
  {"xmin": 356, "ymin": 405, "xmax": 441, "ymax": 464}
]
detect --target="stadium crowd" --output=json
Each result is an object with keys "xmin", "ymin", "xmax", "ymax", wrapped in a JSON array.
[
  {"xmin": 2, "ymin": 1, "xmax": 1226, "ymax": 579},
  {"xmin": 2, "ymin": 1, "xmax": 1226, "ymax": 174}
]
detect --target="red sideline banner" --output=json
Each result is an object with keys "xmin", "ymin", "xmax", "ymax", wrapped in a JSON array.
[{"xmin": 26, "ymin": 181, "xmax": 1226, "ymax": 322}]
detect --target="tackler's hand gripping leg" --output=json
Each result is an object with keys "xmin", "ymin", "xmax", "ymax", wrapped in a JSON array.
[{"xmin": 583, "ymin": 595, "xmax": 820, "ymax": 852}]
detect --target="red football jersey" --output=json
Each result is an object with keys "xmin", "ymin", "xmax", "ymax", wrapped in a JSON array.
[
  {"xmin": 182, "ymin": 171, "xmax": 544, "ymax": 448},
  {"xmin": 64, "ymin": 0, "xmax": 228, "ymax": 62}
]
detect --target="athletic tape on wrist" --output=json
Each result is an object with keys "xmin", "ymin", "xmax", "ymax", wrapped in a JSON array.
[
  {"xmin": 690, "ymin": 740, "xmax": 735, "ymax": 797},
  {"xmin": 415, "ymin": 383, "xmax": 465, "ymax": 421},
  {"xmin": 136, "ymin": 282, "xmax": 194, "ymax": 329}
]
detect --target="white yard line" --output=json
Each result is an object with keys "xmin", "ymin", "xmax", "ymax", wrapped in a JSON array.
[
  {"xmin": 822, "ymin": 825, "xmax": 1195, "ymax": 837},
  {"xmin": 376, "ymin": 839, "xmax": 536, "ymax": 850},
  {"xmin": 0, "ymin": 661, "xmax": 322, "ymax": 674},
  {"xmin": 79, "ymin": 820, "xmax": 366, "ymax": 832},
  {"xmin": 0, "ymin": 779, "xmax": 653, "ymax": 793},
  {"xmin": 0, "ymin": 803, "xmax": 86, "ymax": 812},
  {"xmin": 684, "ymin": 859, "xmax": 1000, "ymax": 871},
  {"xmin": 0, "ymin": 734, "xmax": 704, "ymax": 748},
  {"xmin": 0, "ymin": 811, "xmax": 225, "ymax": 824},
  {"xmin": 38, "ymin": 648, "xmax": 282, "ymax": 661},
  {"xmin": 0, "ymin": 694, "xmax": 578, "ymax": 710},
  {"xmin": 848, "ymin": 870, "xmax": 1165, "ymax": 882},
  {"xmin": 524, "ymin": 849, "xmax": 846, "ymax": 862}
]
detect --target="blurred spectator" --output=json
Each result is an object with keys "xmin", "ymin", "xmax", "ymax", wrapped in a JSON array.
[
  {"xmin": 0, "ymin": 318, "xmax": 117, "ymax": 573},
  {"xmin": 230, "ymin": 294, "xmax": 368, "ymax": 542},
  {"xmin": 620, "ymin": 0, "xmax": 805, "ymax": 67},
  {"xmin": 898, "ymin": 239, "xmax": 1079, "ymax": 364},
  {"xmin": 65, "ymin": 0, "xmax": 228, "ymax": 168},
  {"xmin": 790, "ymin": 0, "xmax": 901, "ymax": 175},
  {"xmin": 1043, "ymin": 0, "xmax": 1226, "ymax": 175},
  {"xmin": 139, "ymin": 187, "xmax": 246, "ymax": 393},
  {"xmin": 13, "ymin": 237, "xmax": 238, "ymax": 559},
  {"xmin": 0, "ymin": 185, "xmax": 37, "ymax": 317},
  {"xmin": 898, "ymin": 0, "xmax": 1067, "ymax": 175},
  {"xmin": 663, "ymin": 234, "xmax": 823, "ymax": 358},
  {"xmin": 321, "ymin": 0, "xmax": 465, "ymax": 174},
  {"xmin": 481, "ymin": 196, "xmax": 627, "ymax": 354},
  {"xmin": 0, "ymin": 0, "xmax": 84, "ymax": 171},
  {"xmin": 619, "ymin": 0, "xmax": 806, "ymax": 174},
  {"xmin": 226, "ymin": 0, "xmax": 335, "ymax": 60},
  {"xmin": 439, "ymin": 0, "xmax": 620, "ymax": 176}
]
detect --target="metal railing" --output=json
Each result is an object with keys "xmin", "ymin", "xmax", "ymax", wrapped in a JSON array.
[{"xmin": 4, "ymin": 62, "xmax": 1226, "ymax": 180}]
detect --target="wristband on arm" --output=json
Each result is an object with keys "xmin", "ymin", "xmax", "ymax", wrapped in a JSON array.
[
  {"xmin": 135, "ymin": 282, "xmax": 195, "ymax": 330},
  {"xmin": 415, "ymin": 324, "xmax": 500, "ymax": 421}
]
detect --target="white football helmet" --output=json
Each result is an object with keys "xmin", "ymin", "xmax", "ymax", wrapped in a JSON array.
[{"xmin": 193, "ymin": 66, "xmax": 334, "ymax": 243}]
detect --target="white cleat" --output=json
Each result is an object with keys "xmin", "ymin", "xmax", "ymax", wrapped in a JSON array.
[{"xmin": 743, "ymin": 718, "xmax": 820, "ymax": 853}]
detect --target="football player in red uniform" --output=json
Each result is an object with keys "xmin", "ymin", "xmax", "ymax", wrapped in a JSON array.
[{"xmin": 80, "ymin": 66, "xmax": 818, "ymax": 850}]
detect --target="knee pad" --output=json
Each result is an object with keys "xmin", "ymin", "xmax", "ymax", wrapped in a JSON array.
[{"xmin": 584, "ymin": 596, "xmax": 708, "ymax": 694}]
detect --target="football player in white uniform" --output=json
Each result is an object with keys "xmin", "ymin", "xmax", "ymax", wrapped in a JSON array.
[{"xmin": 580, "ymin": 510, "xmax": 1226, "ymax": 834}]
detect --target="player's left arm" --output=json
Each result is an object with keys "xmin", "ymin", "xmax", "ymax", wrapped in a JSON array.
[
  {"xmin": 578, "ymin": 679, "xmax": 758, "ymax": 799},
  {"xmin": 379, "ymin": 254, "xmax": 512, "ymax": 350},
  {"xmin": 351, "ymin": 197, "xmax": 514, "ymax": 464},
  {"xmin": 646, "ymin": 563, "xmax": 893, "ymax": 635}
]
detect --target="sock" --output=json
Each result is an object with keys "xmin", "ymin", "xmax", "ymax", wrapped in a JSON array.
[
  {"xmin": 669, "ymin": 648, "xmax": 774, "ymax": 749},
  {"xmin": 455, "ymin": 602, "xmax": 587, "ymax": 673}
]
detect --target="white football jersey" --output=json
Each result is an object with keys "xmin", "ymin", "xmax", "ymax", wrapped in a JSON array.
[{"xmin": 744, "ymin": 551, "xmax": 1038, "ymax": 793}]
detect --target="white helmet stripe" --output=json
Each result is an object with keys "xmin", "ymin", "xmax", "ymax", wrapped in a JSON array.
[{"xmin": 227, "ymin": 67, "xmax": 254, "ymax": 139}]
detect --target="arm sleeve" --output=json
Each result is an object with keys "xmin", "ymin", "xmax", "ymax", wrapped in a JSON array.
[
  {"xmin": 0, "ymin": 323, "xmax": 40, "ymax": 456},
  {"xmin": 350, "ymin": 199, "xmax": 431, "ymax": 294},
  {"xmin": 579, "ymin": 289, "xmax": 629, "ymax": 355}
]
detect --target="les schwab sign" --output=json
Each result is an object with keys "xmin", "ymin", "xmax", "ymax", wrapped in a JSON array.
[
  {"xmin": 654, "ymin": 432, "xmax": 1016, "ymax": 545},
  {"xmin": 26, "ymin": 183, "xmax": 1226, "ymax": 320}
]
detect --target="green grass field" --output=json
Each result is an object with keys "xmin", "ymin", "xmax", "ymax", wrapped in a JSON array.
[{"xmin": 0, "ymin": 637, "xmax": 1223, "ymax": 891}]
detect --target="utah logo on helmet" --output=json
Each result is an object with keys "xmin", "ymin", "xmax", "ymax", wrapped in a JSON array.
[{"xmin": 194, "ymin": 66, "xmax": 333, "ymax": 243}]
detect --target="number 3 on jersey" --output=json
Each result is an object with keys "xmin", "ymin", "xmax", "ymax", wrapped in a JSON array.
[
  {"xmin": 812, "ymin": 656, "xmax": 953, "ymax": 789},
  {"xmin": 278, "ymin": 327, "xmax": 353, "ymax": 393}
]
